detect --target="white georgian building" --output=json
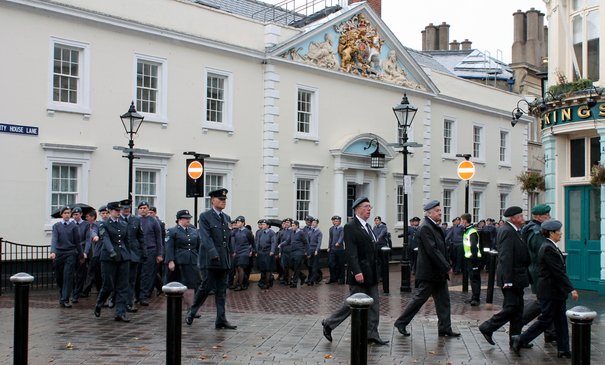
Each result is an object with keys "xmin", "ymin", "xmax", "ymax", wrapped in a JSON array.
[{"xmin": 0, "ymin": 0, "xmax": 528, "ymax": 248}]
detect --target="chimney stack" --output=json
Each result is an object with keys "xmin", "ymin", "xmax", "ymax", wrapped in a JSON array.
[
  {"xmin": 348, "ymin": 0, "xmax": 382, "ymax": 17},
  {"xmin": 512, "ymin": 8, "xmax": 546, "ymax": 67},
  {"xmin": 424, "ymin": 23, "xmax": 438, "ymax": 51},
  {"xmin": 461, "ymin": 39, "xmax": 472, "ymax": 50},
  {"xmin": 449, "ymin": 40, "xmax": 460, "ymax": 51},
  {"xmin": 438, "ymin": 22, "xmax": 450, "ymax": 51}
]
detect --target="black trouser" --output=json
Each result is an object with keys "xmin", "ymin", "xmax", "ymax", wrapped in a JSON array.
[
  {"xmin": 394, "ymin": 279, "xmax": 453, "ymax": 333},
  {"xmin": 72, "ymin": 257, "xmax": 89, "ymax": 299},
  {"xmin": 522, "ymin": 297, "xmax": 556, "ymax": 337},
  {"xmin": 189, "ymin": 268, "xmax": 229, "ymax": 325},
  {"xmin": 96, "ymin": 259, "xmax": 130, "ymax": 316},
  {"xmin": 519, "ymin": 299, "xmax": 569, "ymax": 352},
  {"xmin": 466, "ymin": 258, "xmax": 481, "ymax": 301},
  {"xmin": 54, "ymin": 252, "xmax": 78, "ymax": 304},
  {"xmin": 83, "ymin": 256, "xmax": 102, "ymax": 295},
  {"xmin": 480, "ymin": 287, "xmax": 524, "ymax": 343}
]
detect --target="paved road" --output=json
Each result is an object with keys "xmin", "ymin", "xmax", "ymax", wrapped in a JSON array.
[{"xmin": 0, "ymin": 269, "xmax": 603, "ymax": 364}]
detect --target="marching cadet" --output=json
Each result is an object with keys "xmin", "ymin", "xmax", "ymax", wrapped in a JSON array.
[
  {"xmin": 289, "ymin": 220, "xmax": 308, "ymax": 288},
  {"xmin": 306, "ymin": 218, "xmax": 323, "ymax": 285},
  {"xmin": 71, "ymin": 207, "xmax": 90, "ymax": 303},
  {"xmin": 120, "ymin": 201, "xmax": 145, "ymax": 312},
  {"xmin": 256, "ymin": 219, "xmax": 276, "ymax": 289},
  {"xmin": 165, "ymin": 210, "xmax": 202, "ymax": 308},
  {"xmin": 231, "ymin": 216, "xmax": 254, "ymax": 291},
  {"xmin": 50, "ymin": 206, "xmax": 83, "ymax": 308},
  {"xmin": 82, "ymin": 210, "xmax": 101, "ymax": 298},
  {"xmin": 137, "ymin": 201, "xmax": 163, "ymax": 306},
  {"xmin": 94, "ymin": 201, "xmax": 132, "ymax": 322},
  {"xmin": 327, "ymin": 215, "xmax": 345, "ymax": 284},
  {"xmin": 186, "ymin": 188, "xmax": 236, "ymax": 330},
  {"xmin": 277, "ymin": 218, "xmax": 293, "ymax": 285}
]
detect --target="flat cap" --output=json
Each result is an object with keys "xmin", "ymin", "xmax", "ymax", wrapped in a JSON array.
[
  {"xmin": 423, "ymin": 200, "xmax": 440, "ymax": 211},
  {"xmin": 119, "ymin": 199, "xmax": 132, "ymax": 209},
  {"xmin": 531, "ymin": 204, "xmax": 551, "ymax": 215},
  {"xmin": 410, "ymin": 216, "xmax": 421, "ymax": 222},
  {"xmin": 98, "ymin": 205, "xmax": 108, "ymax": 212},
  {"xmin": 71, "ymin": 207, "xmax": 82, "ymax": 214},
  {"xmin": 541, "ymin": 219, "xmax": 562, "ymax": 231},
  {"xmin": 176, "ymin": 209, "xmax": 192, "ymax": 219},
  {"xmin": 503, "ymin": 206, "xmax": 523, "ymax": 217},
  {"xmin": 282, "ymin": 218, "xmax": 293, "ymax": 223},
  {"xmin": 351, "ymin": 196, "xmax": 370, "ymax": 210},
  {"xmin": 331, "ymin": 215, "xmax": 342, "ymax": 220},
  {"xmin": 107, "ymin": 201, "xmax": 121, "ymax": 211},
  {"xmin": 209, "ymin": 188, "xmax": 228, "ymax": 198}
]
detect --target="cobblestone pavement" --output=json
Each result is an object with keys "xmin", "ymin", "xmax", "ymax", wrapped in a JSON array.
[{"xmin": 0, "ymin": 269, "xmax": 603, "ymax": 364}]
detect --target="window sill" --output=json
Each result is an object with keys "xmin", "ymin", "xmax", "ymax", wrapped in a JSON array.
[
  {"xmin": 442, "ymin": 155, "xmax": 458, "ymax": 161},
  {"xmin": 202, "ymin": 122, "xmax": 234, "ymax": 135},
  {"xmin": 47, "ymin": 103, "xmax": 91, "ymax": 119},
  {"xmin": 498, "ymin": 162, "xmax": 511, "ymax": 169},
  {"xmin": 294, "ymin": 134, "xmax": 319, "ymax": 144}
]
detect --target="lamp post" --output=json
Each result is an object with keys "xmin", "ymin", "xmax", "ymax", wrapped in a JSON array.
[
  {"xmin": 119, "ymin": 102, "xmax": 144, "ymax": 203},
  {"xmin": 393, "ymin": 94, "xmax": 418, "ymax": 293}
]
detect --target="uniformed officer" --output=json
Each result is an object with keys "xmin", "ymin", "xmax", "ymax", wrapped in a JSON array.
[
  {"xmin": 256, "ymin": 218, "xmax": 276, "ymax": 289},
  {"xmin": 94, "ymin": 201, "xmax": 132, "ymax": 322},
  {"xmin": 119, "ymin": 200, "xmax": 145, "ymax": 312},
  {"xmin": 289, "ymin": 220, "xmax": 309, "ymax": 288},
  {"xmin": 50, "ymin": 206, "xmax": 83, "ymax": 307},
  {"xmin": 306, "ymin": 218, "xmax": 323, "ymax": 285},
  {"xmin": 82, "ymin": 210, "xmax": 101, "ymax": 297},
  {"xmin": 137, "ymin": 201, "xmax": 163, "ymax": 306},
  {"xmin": 186, "ymin": 188, "xmax": 236, "ymax": 330},
  {"xmin": 231, "ymin": 216, "xmax": 254, "ymax": 291},
  {"xmin": 277, "ymin": 218, "xmax": 293, "ymax": 285},
  {"xmin": 327, "ymin": 215, "xmax": 344, "ymax": 284},
  {"xmin": 165, "ymin": 209, "xmax": 202, "ymax": 308},
  {"xmin": 461, "ymin": 213, "xmax": 481, "ymax": 306},
  {"xmin": 71, "ymin": 206, "xmax": 90, "ymax": 303}
]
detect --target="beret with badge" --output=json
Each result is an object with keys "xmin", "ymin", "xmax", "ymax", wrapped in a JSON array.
[
  {"xmin": 503, "ymin": 206, "xmax": 523, "ymax": 217},
  {"xmin": 541, "ymin": 219, "xmax": 562, "ymax": 231}
]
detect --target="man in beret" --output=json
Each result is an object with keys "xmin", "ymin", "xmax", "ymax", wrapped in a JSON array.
[
  {"xmin": 276, "ymin": 218, "xmax": 293, "ymax": 285},
  {"xmin": 186, "ymin": 188, "xmax": 236, "ymax": 330},
  {"xmin": 137, "ymin": 201, "xmax": 163, "ymax": 307},
  {"xmin": 520, "ymin": 204, "xmax": 556, "ymax": 341},
  {"xmin": 71, "ymin": 206, "xmax": 90, "ymax": 303},
  {"xmin": 407, "ymin": 217, "xmax": 421, "ymax": 274},
  {"xmin": 479, "ymin": 206, "xmax": 530, "ymax": 347},
  {"xmin": 322, "ymin": 197, "xmax": 388, "ymax": 345},
  {"xmin": 50, "ymin": 206, "xmax": 83, "ymax": 307},
  {"xmin": 326, "ymin": 215, "xmax": 345, "ymax": 284},
  {"xmin": 394, "ymin": 200, "xmax": 460, "ymax": 338}
]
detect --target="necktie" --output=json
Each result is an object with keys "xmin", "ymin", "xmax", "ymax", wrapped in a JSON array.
[
  {"xmin": 219, "ymin": 212, "xmax": 225, "ymax": 224},
  {"xmin": 365, "ymin": 224, "xmax": 375, "ymax": 241}
]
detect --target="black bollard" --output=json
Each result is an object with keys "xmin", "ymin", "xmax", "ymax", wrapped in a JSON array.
[
  {"xmin": 381, "ymin": 246, "xmax": 391, "ymax": 294},
  {"xmin": 163, "ymin": 282, "xmax": 187, "ymax": 365},
  {"xmin": 566, "ymin": 306, "xmax": 597, "ymax": 365},
  {"xmin": 462, "ymin": 259, "xmax": 468, "ymax": 293},
  {"xmin": 486, "ymin": 250, "xmax": 497, "ymax": 304},
  {"xmin": 346, "ymin": 293, "xmax": 374, "ymax": 365},
  {"xmin": 10, "ymin": 272, "xmax": 34, "ymax": 365}
]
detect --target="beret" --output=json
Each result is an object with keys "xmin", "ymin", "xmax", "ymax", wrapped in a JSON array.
[
  {"xmin": 282, "ymin": 218, "xmax": 293, "ymax": 223},
  {"xmin": 305, "ymin": 215, "xmax": 314, "ymax": 221},
  {"xmin": 137, "ymin": 201, "xmax": 149, "ymax": 208},
  {"xmin": 71, "ymin": 207, "xmax": 82, "ymax": 214},
  {"xmin": 351, "ymin": 196, "xmax": 370, "ymax": 210},
  {"xmin": 541, "ymin": 219, "xmax": 562, "ymax": 231},
  {"xmin": 531, "ymin": 204, "xmax": 551, "ymax": 215},
  {"xmin": 503, "ymin": 206, "xmax": 523, "ymax": 217},
  {"xmin": 331, "ymin": 215, "xmax": 342, "ymax": 220},
  {"xmin": 410, "ymin": 216, "xmax": 421, "ymax": 222},
  {"xmin": 208, "ymin": 188, "xmax": 228, "ymax": 198},
  {"xmin": 423, "ymin": 200, "xmax": 440, "ymax": 211},
  {"xmin": 176, "ymin": 210, "xmax": 192, "ymax": 219},
  {"xmin": 234, "ymin": 216, "xmax": 246, "ymax": 223},
  {"xmin": 258, "ymin": 218, "xmax": 269, "ymax": 224}
]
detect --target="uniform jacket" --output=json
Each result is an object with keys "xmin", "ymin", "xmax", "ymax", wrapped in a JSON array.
[
  {"xmin": 197, "ymin": 209, "xmax": 232, "ymax": 270},
  {"xmin": 372, "ymin": 223, "xmax": 388, "ymax": 247},
  {"xmin": 537, "ymin": 239, "xmax": 574, "ymax": 300},
  {"xmin": 85, "ymin": 221, "xmax": 100, "ymax": 257},
  {"xmin": 232, "ymin": 228, "xmax": 255, "ymax": 257},
  {"xmin": 496, "ymin": 221, "xmax": 530, "ymax": 288},
  {"xmin": 415, "ymin": 217, "xmax": 451, "ymax": 282},
  {"xmin": 140, "ymin": 215, "xmax": 163, "ymax": 256},
  {"xmin": 73, "ymin": 219, "xmax": 89, "ymax": 253},
  {"xmin": 256, "ymin": 229, "xmax": 276, "ymax": 254},
  {"xmin": 51, "ymin": 220, "xmax": 82, "ymax": 255},
  {"xmin": 307, "ymin": 228, "xmax": 322, "ymax": 255},
  {"xmin": 290, "ymin": 228, "xmax": 308, "ymax": 257},
  {"xmin": 165, "ymin": 224, "xmax": 200, "ymax": 265},
  {"xmin": 119, "ymin": 215, "xmax": 146, "ymax": 263},
  {"xmin": 344, "ymin": 217, "xmax": 380, "ymax": 287},
  {"xmin": 407, "ymin": 225, "xmax": 419, "ymax": 250},
  {"xmin": 521, "ymin": 219, "xmax": 544, "ymax": 293},
  {"xmin": 277, "ymin": 228, "xmax": 293, "ymax": 254},
  {"xmin": 328, "ymin": 225, "xmax": 344, "ymax": 251},
  {"xmin": 98, "ymin": 218, "xmax": 131, "ymax": 262}
]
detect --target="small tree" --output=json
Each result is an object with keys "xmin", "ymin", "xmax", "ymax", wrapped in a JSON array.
[
  {"xmin": 591, "ymin": 164, "xmax": 605, "ymax": 186},
  {"xmin": 517, "ymin": 171, "xmax": 546, "ymax": 193}
]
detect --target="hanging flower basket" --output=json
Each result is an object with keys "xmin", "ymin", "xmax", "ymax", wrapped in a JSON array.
[
  {"xmin": 516, "ymin": 171, "xmax": 546, "ymax": 193},
  {"xmin": 591, "ymin": 164, "xmax": 605, "ymax": 186}
]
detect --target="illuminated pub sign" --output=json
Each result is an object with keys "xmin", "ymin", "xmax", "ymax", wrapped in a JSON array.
[{"xmin": 540, "ymin": 102, "xmax": 605, "ymax": 129}]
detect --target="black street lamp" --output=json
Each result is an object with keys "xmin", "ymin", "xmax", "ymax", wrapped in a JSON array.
[
  {"xmin": 364, "ymin": 138, "xmax": 385, "ymax": 169},
  {"xmin": 120, "ymin": 101, "xmax": 144, "ymax": 203},
  {"xmin": 393, "ymin": 93, "xmax": 418, "ymax": 293}
]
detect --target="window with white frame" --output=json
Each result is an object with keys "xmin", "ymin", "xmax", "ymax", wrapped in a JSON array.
[
  {"xmin": 134, "ymin": 54, "xmax": 167, "ymax": 123},
  {"xmin": 296, "ymin": 178, "xmax": 312, "ymax": 221},
  {"xmin": 571, "ymin": 3, "xmax": 600, "ymax": 82},
  {"xmin": 51, "ymin": 164, "xmax": 78, "ymax": 213},
  {"xmin": 295, "ymin": 86, "xmax": 318, "ymax": 140},
  {"xmin": 204, "ymin": 173, "xmax": 225, "ymax": 209},
  {"xmin": 203, "ymin": 69, "xmax": 233, "ymax": 131},
  {"xmin": 134, "ymin": 169, "xmax": 158, "ymax": 208},
  {"xmin": 499, "ymin": 130, "xmax": 510, "ymax": 164},
  {"xmin": 472, "ymin": 125, "xmax": 484, "ymax": 160},
  {"xmin": 48, "ymin": 38, "xmax": 90, "ymax": 113},
  {"xmin": 472, "ymin": 191, "xmax": 483, "ymax": 222},
  {"xmin": 443, "ymin": 119, "xmax": 454, "ymax": 155},
  {"xmin": 499, "ymin": 193, "xmax": 508, "ymax": 219},
  {"xmin": 396, "ymin": 185, "xmax": 404, "ymax": 222},
  {"xmin": 442, "ymin": 189, "xmax": 453, "ymax": 223}
]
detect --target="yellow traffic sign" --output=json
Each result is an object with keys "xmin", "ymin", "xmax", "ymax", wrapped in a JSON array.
[{"xmin": 457, "ymin": 160, "xmax": 475, "ymax": 180}]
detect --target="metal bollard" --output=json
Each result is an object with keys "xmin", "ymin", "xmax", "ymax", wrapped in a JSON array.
[
  {"xmin": 11, "ymin": 272, "xmax": 34, "ymax": 365},
  {"xmin": 462, "ymin": 259, "xmax": 468, "ymax": 293},
  {"xmin": 346, "ymin": 293, "xmax": 374, "ymax": 365},
  {"xmin": 486, "ymin": 250, "xmax": 497, "ymax": 304},
  {"xmin": 381, "ymin": 246, "xmax": 391, "ymax": 294},
  {"xmin": 163, "ymin": 282, "xmax": 187, "ymax": 365},
  {"xmin": 566, "ymin": 306, "xmax": 597, "ymax": 365}
]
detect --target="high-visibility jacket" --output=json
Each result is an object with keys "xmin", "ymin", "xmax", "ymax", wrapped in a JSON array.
[{"xmin": 463, "ymin": 226, "xmax": 480, "ymax": 258}]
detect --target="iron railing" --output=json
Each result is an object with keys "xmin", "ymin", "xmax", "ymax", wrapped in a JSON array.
[{"xmin": 0, "ymin": 237, "xmax": 55, "ymax": 294}]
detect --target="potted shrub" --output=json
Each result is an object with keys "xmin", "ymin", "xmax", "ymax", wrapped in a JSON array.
[
  {"xmin": 591, "ymin": 164, "xmax": 605, "ymax": 186},
  {"xmin": 517, "ymin": 171, "xmax": 546, "ymax": 193}
]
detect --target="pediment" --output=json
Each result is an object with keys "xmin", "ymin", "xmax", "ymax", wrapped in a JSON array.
[{"xmin": 270, "ymin": 4, "xmax": 437, "ymax": 93}]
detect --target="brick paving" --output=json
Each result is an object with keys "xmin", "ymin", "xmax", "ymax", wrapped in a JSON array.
[{"xmin": 0, "ymin": 269, "xmax": 603, "ymax": 364}]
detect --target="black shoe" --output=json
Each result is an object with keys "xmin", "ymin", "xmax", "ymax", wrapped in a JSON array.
[
  {"xmin": 439, "ymin": 330, "xmax": 461, "ymax": 337},
  {"xmin": 114, "ymin": 314, "xmax": 130, "ymax": 322},
  {"xmin": 80, "ymin": 293, "xmax": 89, "ymax": 298},
  {"xmin": 544, "ymin": 334, "xmax": 557, "ymax": 343},
  {"xmin": 289, "ymin": 283, "xmax": 298, "ymax": 288},
  {"xmin": 557, "ymin": 351, "xmax": 571, "ymax": 358},
  {"xmin": 94, "ymin": 305, "xmax": 101, "ymax": 317},
  {"xmin": 368, "ymin": 337, "xmax": 389, "ymax": 345},
  {"xmin": 234, "ymin": 285, "xmax": 242, "ymax": 291},
  {"xmin": 126, "ymin": 305, "xmax": 138, "ymax": 313},
  {"xmin": 511, "ymin": 335, "xmax": 521, "ymax": 356},
  {"xmin": 215, "ymin": 322, "xmax": 237, "ymax": 330},
  {"xmin": 326, "ymin": 280, "xmax": 336, "ymax": 284},
  {"xmin": 396, "ymin": 325, "xmax": 410, "ymax": 336},
  {"xmin": 321, "ymin": 320, "xmax": 332, "ymax": 342},
  {"xmin": 60, "ymin": 302, "xmax": 72, "ymax": 308},
  {"xmin": 71, "ymin": 299, "xmax": 79, "ymax": 304},
  {"xmin": 107, "ymin": 299, "xmax": 115, "ymax": 309},
  {"xmin": 479, "ymin": 325, "xmax": 495, "ymax": 345},
  {"xmin": 185, "ymin": 314, "xmax": 193, "ymax": 326},
  {"xmin": 470, "ymin": 300, "xmax": 479, "ymax": 306},
  {"xmin": 139, "ymin": 300, "xmax": 149, "ymax": 306}
]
